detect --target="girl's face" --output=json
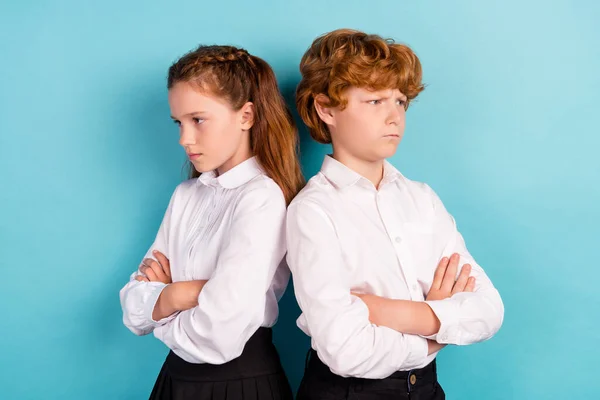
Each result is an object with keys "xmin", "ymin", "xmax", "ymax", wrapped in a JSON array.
[{"xmin": 168, "ymin": 81, "xmax": 255, "ymax": 175}]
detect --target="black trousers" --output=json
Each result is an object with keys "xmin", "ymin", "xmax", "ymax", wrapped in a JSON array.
[
  {"xmin": 296, "ymin": 350, "xmax": 445, "ymax": 400},
  {"xmin": 149, "ymin": 328, "xmax": 293, "ymax": 400}
]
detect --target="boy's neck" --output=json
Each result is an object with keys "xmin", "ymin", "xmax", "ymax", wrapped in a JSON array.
[{"xmin": 331, "ymin": 149, "xmax": 385, "ymax": 189}]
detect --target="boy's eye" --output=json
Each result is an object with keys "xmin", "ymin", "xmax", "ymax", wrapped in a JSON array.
[
  {"xmin": 368, "ymin": 100, "xmax": 382, "ymax": 105},
  {"xmin": 173, "ymin": 120, "xmax": 181, "ymax": 126},
  {"xmin": 397, "ymin": 99, "xmax": 406, "ymax": 106}
]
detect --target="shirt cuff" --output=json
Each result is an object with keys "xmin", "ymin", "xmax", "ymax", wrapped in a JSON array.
[
  {"xmin": 423, "ymin": 299, "xmax": 460, "ymax": 343},
  {"xmin": 144, "ymin": 283, "xmax": 178, "ymax": 326}
]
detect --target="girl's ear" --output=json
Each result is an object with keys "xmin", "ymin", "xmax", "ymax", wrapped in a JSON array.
[{"xmin": 240, "ymin": 102, "xmax": 255, "ymax": 130}]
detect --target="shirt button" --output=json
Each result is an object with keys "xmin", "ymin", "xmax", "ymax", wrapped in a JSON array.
[{"xmin": 395, "ymin": 236, "xmax": 401, "ymax": 243}]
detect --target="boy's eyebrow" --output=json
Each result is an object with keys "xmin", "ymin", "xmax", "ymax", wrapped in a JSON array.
[
  {"xmin": 363, "ymin": 94, "xmax": 408, "ymax": 100},
  {"xmin": 375, "ymin": 92, "xmax": 408, "ymax": 100},
  {"xmin": 366, "ymin": 88, "xmax": 395, "ymax": 96},
  {"xmin": 363, "ymin": 91, "xmax": 390, "ymax": 98}
]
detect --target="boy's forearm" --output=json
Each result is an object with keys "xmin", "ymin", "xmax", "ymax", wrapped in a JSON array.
[{"xmin": 379, "ymin": 298, "xmax": 441, "ymax": 336}]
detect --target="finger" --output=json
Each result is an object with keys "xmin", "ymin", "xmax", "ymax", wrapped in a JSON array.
[
  {"xmin": 441, "ymin": 253, "xmax": 460, "ymax": 292},
  {"xmin": 431, "ymin": 257, "xmax": 449, "ymax": 290},
  {"xmin": 143, "ymin": 266, "xmax": 159, "ymax": 282},
  {"xmin": 451, "ymin": 264, "xmax": 472, "ymax": 295},
  {"xmin": 135, "ymin": 275, "xmax": 149, "ymax": 282},
  {"xmin": 142, "ymin": 258, "xmax": 167, "ymax": 282},
  {"xmin": 148, "ymin": 260, "xmax": 167, "ymax": 282},
  {"xmin": 153, "ymin": 250, "xmax": 171, "ymax": 277},
  {"xmin": 465, "ymin": 277, "xmax": 476, "ymax": 292}
]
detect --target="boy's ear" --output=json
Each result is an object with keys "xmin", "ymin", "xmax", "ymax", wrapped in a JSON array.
[{"xmin": 314, "ymin": 94, "xmax": 336, "ymax": 126}]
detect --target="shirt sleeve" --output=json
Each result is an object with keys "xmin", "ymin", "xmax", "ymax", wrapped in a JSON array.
[
  {"xmin": 153, "ymin": 184, "xmax": 287, "ymax": 364},
  {"xmin": 286, "ymin": 200, "xmax": 429, "ymax": 379},
  {"xmin": 423, "ymin": 184, "xmax": 505, "ymax": 345},
  {"xmin": 119, "ymin": 186, "xmax": 180, "ymax": 336}
]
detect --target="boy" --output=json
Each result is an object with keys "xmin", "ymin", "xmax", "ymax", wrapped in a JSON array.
[{"xmin": 287, "ymin": 29, "xmax": 504, "ymax": 400}]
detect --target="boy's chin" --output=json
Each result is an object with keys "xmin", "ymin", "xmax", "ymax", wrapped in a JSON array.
[{"xmin": 374, "ymin": 145, "xmax": 400, "ymax": 160}]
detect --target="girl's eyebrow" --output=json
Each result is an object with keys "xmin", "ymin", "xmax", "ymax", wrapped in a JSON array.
[{"xmin": 170, "ymin": 111, "xmax": 207, "ymax": 119}]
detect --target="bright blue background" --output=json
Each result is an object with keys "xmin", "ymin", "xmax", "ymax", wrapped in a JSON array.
[{"xmin": 1, "ymin": 1, "xmax": 598, "ymax": 399}]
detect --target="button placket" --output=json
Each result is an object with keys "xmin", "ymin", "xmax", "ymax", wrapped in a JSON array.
[
  {"xmin": 396, "ymin": 245, "xmax": 422, "ymax": 299},
  {"xmin": 378, "ymin": 195, "xmax": 421, "ymax": 300}
]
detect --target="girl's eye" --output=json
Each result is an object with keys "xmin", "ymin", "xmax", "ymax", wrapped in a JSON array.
[
  {"xmin": 173, "ymin": 120, "xmax": 181, "ymax": 126},
  {"xmin": 193, "ymin": 118, "xmax": 205, "ymax": 124}
]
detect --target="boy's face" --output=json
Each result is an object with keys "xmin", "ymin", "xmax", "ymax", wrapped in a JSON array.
[{"xmin": 326, "ymin": 87, "xmax": 407, "ymax": 163}]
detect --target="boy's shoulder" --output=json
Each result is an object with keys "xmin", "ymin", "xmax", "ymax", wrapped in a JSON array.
[
  {"xmin": 397, "ymin": 172, "xmax": 435, "ymax": 196},
  {"xmin": 288, "ymin": 172, "xmax": 337, "ymax": 211}
]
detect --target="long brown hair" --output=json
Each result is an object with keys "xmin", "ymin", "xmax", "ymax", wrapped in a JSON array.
[{"xmin": 167, "ymin": 45, "xmax": 304, "ymax": 204}]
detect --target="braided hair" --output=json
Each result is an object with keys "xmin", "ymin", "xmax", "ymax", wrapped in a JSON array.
[{"xmin": 167, "ymin": 45, "xmax": 304, "ymax": 204}]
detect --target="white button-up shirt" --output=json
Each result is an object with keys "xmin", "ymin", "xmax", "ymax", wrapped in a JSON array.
[
  {"xmin": 286, "ymin": 156, "xmax": 504, "ymax": 378},
  {"xmin": 120, "ymin": 157, "xmax": 290, "ymax": 364}
]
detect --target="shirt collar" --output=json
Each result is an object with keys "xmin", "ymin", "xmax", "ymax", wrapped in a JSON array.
[
  {"xmin": 198, "ymin": 156, "xmax": 264, "ymax": 189},
  {"xmin": 320, "ymin": 155, "xmax": 402, "ymax": 189},
  {"xmin": 382, "ymin": 159, "xmax": 403, "ymax": 185}
]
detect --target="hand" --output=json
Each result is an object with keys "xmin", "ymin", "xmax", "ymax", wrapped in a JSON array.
[
  {"xmin": 136, "ymin": 250, "xmax": 172, "ymax": 284},
  {"xmin": 152, "ymin": 280, "xmax": 208, "ymax": 321},
  {"xmin": 426, "ymin": 253, "xmax": 475, "ymax": 301}
]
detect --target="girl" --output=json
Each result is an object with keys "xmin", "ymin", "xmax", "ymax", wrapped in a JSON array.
[{"xmin": 120, "ymin": 45, "xmax": 303, "ymax": 400}]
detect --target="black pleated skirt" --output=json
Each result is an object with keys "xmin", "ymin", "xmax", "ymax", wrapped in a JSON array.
[{"xmin": 149, "ymin": 328, "xmax": 293, "ymax": 400}]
